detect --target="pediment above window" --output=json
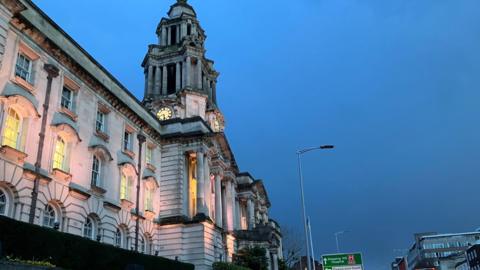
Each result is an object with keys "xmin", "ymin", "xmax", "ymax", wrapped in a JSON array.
[
  {"xmin": 88, "ymin": 137, "xmax": 113, "ymax": 161},
  {"xmin": 51, "ymin": 112, "xmax": 81, "ymax": 142},
  {"xmin": 117, "ymin": 150, "xmax": 136, "ymax": 170},
  {"xmin": 0, "ymin": 82, "xmax": 40, "ymax": 118}
]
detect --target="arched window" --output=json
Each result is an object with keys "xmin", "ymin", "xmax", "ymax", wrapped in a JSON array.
[
  {"xmin": 83, "ymin": 217, "xmax": 95, "ymax": 240},
  {"xmin": 2, "ymin": 108, "xmax": 21, "ymax": 149},
  {"xmin": 0, "ymin": 189, "xmax": 7, "ymax": 216},
  {"xmin": 43, "ymin": 204, "xmax": 56, "ymax": 228},
  {"xmin": 53, "ymin": 136, "xmax": 67, "ymax": 171},
  {"xmin": 91, "ymin": 155, "xmax": 101, "ymax": 187}
]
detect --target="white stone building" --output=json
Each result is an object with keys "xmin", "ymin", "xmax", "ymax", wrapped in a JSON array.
[{"xmin": 0, "ymin": 0, "xmax": 282, "ymax": 269}]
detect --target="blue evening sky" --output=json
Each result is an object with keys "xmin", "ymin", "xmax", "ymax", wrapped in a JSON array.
[{"xmin": 34, "ymin": 0, "xmax": 480, "ymax": 269}]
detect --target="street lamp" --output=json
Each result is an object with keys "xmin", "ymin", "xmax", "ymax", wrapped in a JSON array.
[
  {"xmin": 334, "ymin": 230, "xmax": 349, "ymax": 253},
  {"xmin": 297, "ymin": 145, "xmax": 334, "ymax": 270}
]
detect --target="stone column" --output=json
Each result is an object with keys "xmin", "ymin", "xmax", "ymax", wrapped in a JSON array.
[
  {"xmin": 212, "ymin": 81, "xmax": 217, "ymax": 104},
  {"xmin": 225, "ymin": 180, "xmax": 234, "ymax": 231},
  {"xmin": 247, "ymin": 198, "xmax": 255, "ymax": 229},
  {"xmin": 147, "ymin": 65, "xmax": 154, "ymax": 97},
  {"xmin": 186, "ymin": 57, "xmax": 191, "ymax": 88},
  {"xmin": 230, "ymin": 183, "xmax": 237, "ymax": 230},
  {"xmin": 266, "ymin": 249, "xmax": 272, "ymax": 270},
  {"xmin": 162, "ymin": 65, "xmax": 168, "ymax": 95},
  {"xmin": 196, "ymin": 59, "xmax": 202, "ymax": 89},
  {"xmin": 235, "ymin": 199, "xmax": 241, "ymax": 230},
  {"xmin": 154, "ymin": 66, "xmax": 161, "ymax": 96},
  {"xmin": 196, "ymin": 151, "xmax": 206, "ymax": 215},
  {"xmin": 272, "ymin": 253, "xmax": 278, "ymax": 270},
  {"xmin": 222, "ymin": 185, "xmax": 227, "ymax": 229},
  {"xmin": 215, "ymin": 174, "xmax": 223, "ymax": 227},
  {"xmin": 181, "ymin": 23, "xmax": 187, "ymax": 39},
  {"xmin": 203, "ymin": 158, "xmax": 211, "ymax": 217},
  {"xmin": 176, "ymin": 62, "xmax": 181, "ymax": 91},
  {"xmin": 161, "ymin": 27, "xmax": 167, "ymax": 46},
  {"xmin": 167, "ymin": 27, "xmax": 171, "ymax": 46}
]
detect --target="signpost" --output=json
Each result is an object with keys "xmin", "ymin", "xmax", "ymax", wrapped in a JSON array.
[{"xmin": 322, "ymin": 253, "xmax": 364, "ymax": 270}]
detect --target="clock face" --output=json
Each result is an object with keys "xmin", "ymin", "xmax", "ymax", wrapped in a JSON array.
[{"xmin": 156, "ymin": 107, "xmax": 173, "ymax": 121}]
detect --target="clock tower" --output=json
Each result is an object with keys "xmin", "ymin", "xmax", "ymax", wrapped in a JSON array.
[{"xmin": 142, "ymin": 0, "xmax": 224, "ymax": 132}]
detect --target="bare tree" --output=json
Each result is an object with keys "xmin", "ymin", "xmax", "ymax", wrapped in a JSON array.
[{"xmin": 282, "ymin": 226, "xmax": 304, "ymax": 268}]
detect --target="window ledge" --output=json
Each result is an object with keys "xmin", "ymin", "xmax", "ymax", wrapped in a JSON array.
[
  {"xmin": 13, "ymin": 76, "xmax": 35, "ymax": 93},
  {"xmin": 120, "ymin": 198, "xmax": 134, "ymax": 208},
  {"xmin": 122, "ymin": 149, "xmax": 135, "ymax": 159},
  {"xmin": 60, "ymin": 107, "xmax": 78, "ymax": 122},
  {"xmin": 0, "ymin": 145, "xmax": 28, "ymax": 163},
  {"xmin": 91, "ymin": 185, "xmax": 107, "ymax": 195},
  {"xmin": 95, "ymin": 130, "xmax": 110, "ymax": 142},
  {"xmin": 146, "ymin": 163, "xmax": 156, "ymax": 172},
  {"xmin": 52, "ymin": 168, "xmax": 72, "ymax": 182}
]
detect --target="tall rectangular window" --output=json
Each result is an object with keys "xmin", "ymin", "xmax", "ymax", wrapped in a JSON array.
[
  {"xmin": 61, "ymin": 87, "xmax": 73, "ymax": 111},
  {"xmin": 2, "ymin": 108, "xmax": 21, "ymax": 149},
  {"xmin": 170, "ymin": 25, "xmax": 177, "ymax": 45},
  {"xmin": 145, "ymin": 188, "xmax": 153, "ymax": 211},
  {"xmin": 53, "ymin": 137, "xmax": 66, "ymax": 171},
  {"xmin": 146, "ymin": 147, "xmax": 153, "ymax": 165},
  {"xmin": 123, "ymin": 131, "xmax": 132, "ymax": 151},
  {"xmin": 91, "ymin": 156, "xmax": 100, "ymax": 187},
  {"xmin": 15, "ymin": 54, "xmax": 32, "ymax": 82},
  {"xmin": 120, "ymin": 173, "xmax": 132, "ymax": 200},
  {"xmin": 188, "ymin": 156, "xmax": 197, "ymax": 217},
  {"xmin": 96, "ymin": 111, "xmax": 105, "ymax": 132}
]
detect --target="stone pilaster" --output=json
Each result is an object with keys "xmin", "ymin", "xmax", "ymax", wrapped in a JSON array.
[
  {"xmin": 247, "ymin": 198, "xmax": 255, "ymax": 229},
  {"xmin": 215, "ymin": 174, "xmax": 223, "ymax": 227},
  {"xmin": 147, "ymin": 65, "xmax": 154, "ymax": 97},
  {"xmin": 162, "ymin": 65, "xmax": 168, "ymax": 95},
  {"xmin": 154, "ymin": 66, "xmax": 161, "ymax": 95},
  {"xmin": 186, "ymin": 56, "xmax": 191, "ymax": 88},
  {"xmin": 176, "ymin": 62, "xmax": 181, "ymax": 91},
  {"xmin": 196, "ymin": 151, "xmax": 206, "ymax": 215},
  {"xmin": 196, "ymin": 59, "xmax": 202, "ymax": 89}
]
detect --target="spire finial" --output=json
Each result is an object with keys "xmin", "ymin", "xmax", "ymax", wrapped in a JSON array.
[{"xmin": 177, "ymin": 0, "xmax": 187, "ymax": 3}]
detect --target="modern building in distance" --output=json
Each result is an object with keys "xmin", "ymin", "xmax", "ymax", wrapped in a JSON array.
[
  {"xmin": 0, "ymin": 0, "xmax": 282, "ymax": 269},
  {"xmin": 407, "ymin": 231, "xmax": 480, "ymax": 270}
]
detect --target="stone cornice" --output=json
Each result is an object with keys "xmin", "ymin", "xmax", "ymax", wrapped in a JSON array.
[{"xmin": 12, "ymin": 2, "xmax": 162, "ymax": 142}]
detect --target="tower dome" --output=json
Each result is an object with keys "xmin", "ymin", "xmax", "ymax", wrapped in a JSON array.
[{"xmin": 168, "ymin": 0, "xmax": 196, "ymax": 18}]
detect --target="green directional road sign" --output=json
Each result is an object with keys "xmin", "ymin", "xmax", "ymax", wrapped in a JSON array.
[{"xmin": 322, "ymin": 253, "xmax": 364, "ymax": 270}]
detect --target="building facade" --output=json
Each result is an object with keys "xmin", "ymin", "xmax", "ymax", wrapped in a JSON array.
[
  {"xmin": 407, "ymin": 232, "xmax": 480, "ymax": 270},
  {"xmin": 0, "ymin": 0, "xmax": 282, "ymax": 269}
]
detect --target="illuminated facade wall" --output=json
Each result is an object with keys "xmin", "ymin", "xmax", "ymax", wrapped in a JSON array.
[{"xmin": 0, "ymin": 1, "xmax": 282, "ymax": 270}]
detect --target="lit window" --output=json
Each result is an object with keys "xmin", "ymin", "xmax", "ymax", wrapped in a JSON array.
[
  {"xmin": 53, "ymin": 137, "xmax": 66, "ymax": 171},
  {"xmin": 0, "ymin": 189, "xmax": 6, "ymax": 215},
  {"xmin": 120, "ymin": 173, "xmax": 132, "ymax": 201},
  {"xmin": 115, "ymin": 228, "xmax": 122, "ymax": 247},
  {"xmin": 96, "ymin": 111, "xmax": 105, "ymax": 132},
  {"xmin": 188, "ymin": 156, "xmax": 197, "ymax": 217},
  {"xmin": 61, "ymin": 87, "xmax": 73, "ymax": 111},
  {"xmin": 146, "ymin": 147, "xmax": 153, "ymax": 165},
  {"xmin": 123, "ymin": 131, "xmax": 132, "ymax": 151},
  {"xmin": 43, "ymin": 205, "xmax": 56, "ymax": 228},
  {"xmin": 15, "ymin": 54, "xmax": 32, "ymax": 82},
  {"xmin": 91, "ymin": 156, "xmax": 101, "ymax": 187},
  {"xmin": 83, "ymin": 217, "xmax": 94, "ymax": 239},
  {"xmin": 2, "ymin": 108, "xmax": 21, "ymax": 149},
  {"xmin": 145, "ymin": 187, "xmax": 153, "ymax": 211}
]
